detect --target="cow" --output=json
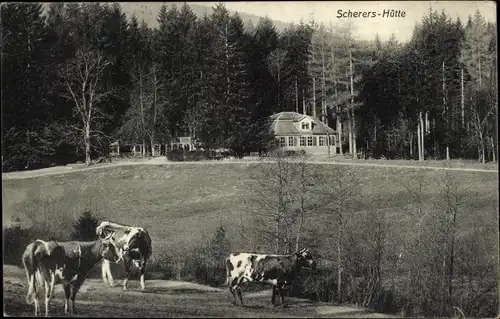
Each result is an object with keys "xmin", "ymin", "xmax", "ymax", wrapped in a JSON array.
[
  {"xmin": 225, "ymin": 247, "xmax": 317, "ymax": 307},
  {"xmin": 96, "ymin": 221, "xmax": 152, "ymax": 291},
  {"xmin": 22, "ymin": 233, "xmax": 121, "ymax": 317}
]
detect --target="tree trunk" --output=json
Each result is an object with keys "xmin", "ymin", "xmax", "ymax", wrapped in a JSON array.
[
  {"xmin": 481, "ymin": 144, "xmax": 486, "ymax": 164},
  {"xmin": 352, "ymin": 116, "xmax": 357, "ymax": 159},
  {"xmin": 335, "ymin": 79, "xmax": 343, "ymax": 156},
  {"xmin": 461, "ymin": 68, "xmax": 465, "ymax": 128},
  {"xmin": 295, "ymin": 77, "xmax": 299, "ymax": 113},
  {"xmin": 321, "ymin": 44, "xmax": 326, "ymax": 124},
  {"xmin": 419, "ymin": 111, "xmax": 425, "ymax": 161},
  {"xmin": 85, "ymin": 122, "xmax": 91, "ymax": 166},
  {"xmin": 349, "ymin": 51, "xmax": 356, "ymax": 158},
  {"xmin": 348, "ymin": 111, "xmax": 353, "ymax": 155},
  {"xmin": 491, "ymin": 137, "xmax": 496, "ymax": 162},
  {"xmin": 312, "ymin": 78, "xmax": 316, "ymax": 118},
  {"xmin": 338, "ymin": 115, "xmax": 343, "ymax": 156},
  {"xmin": 295, "ymin": 211, "xmax": 303, "ymax": 252},
  {"xmin": 425, "ymin": 111, "xmax": 429, "ymax": 135},
  {"xmin": 151, "ymin": 66, "xmax": 158, "ymax": 157},
  {"xmin": 478, "ymin": 129, "xmax": 485, "ymax": 163},
  {"xmin": 302, "ymin": 89, "xmax": 306, "ymax": 115},
  {"xmin": 446, "ymin": 146, "xmax": 450, "ymax": 161},
  {"xmin": 417, "ymin": 125, "xmax": 421, "ymax": 161},
  {"xmin": 410, "ymin": 131, "xmax": 413, "ymax": 158}
]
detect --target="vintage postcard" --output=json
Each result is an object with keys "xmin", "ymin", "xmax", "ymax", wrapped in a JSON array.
[{"xmin": 2, "ymin": 1, "xmax": 498, "ymax": 317}]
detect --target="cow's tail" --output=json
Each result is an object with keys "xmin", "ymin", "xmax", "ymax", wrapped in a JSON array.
[
  {"xmin": 22, "ymin": 242, "xmax": 38, "ymax": 305},
  {"xmin": 224, "ymin": 257, "xmax": 231, "ymax": 287}
]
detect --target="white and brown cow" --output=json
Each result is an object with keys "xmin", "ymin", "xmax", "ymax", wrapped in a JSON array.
[
  {"xmin": 225, "ymin": 248, "xmax": 317, "ymax": 306},
  {"xmin": 96, "ymin": 221, "xmax": 152, "ymax": 291},
  {"xmin": 22, "ymin": 234, "xmax": 121, "ymax": 316}
]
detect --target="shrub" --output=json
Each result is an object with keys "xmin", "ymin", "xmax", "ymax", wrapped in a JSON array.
[
  {"xmin": 184, "ymin": 150, "xmax": 210, "ymax": 161},
  {"xmin": 3, "ymin": 225, "xmax": 32, "ymax": 266},
  {"xmin": 166, "ymin": 149, "xmax": 185, "ymax": 161},
  {"xmin": 71, "ymin": 210, "xmax": 99, "ymax": 241}
]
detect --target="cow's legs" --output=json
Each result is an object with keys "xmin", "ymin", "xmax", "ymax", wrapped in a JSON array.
[
  {"xmin": 122, "ymin": 260, "xmax": 130, "ymax": 291},
  {"xmin": 32, "ymin": 272, "xmax": 41, "ymax": 316},
  {"xmin": 236, "ymin": 287, "xmax": 244, "ymax": 306},
  {"xmin": 43, "ymin": 272, "xmax": 56, "ymax": 317},
  {"xmin": 235, "ymin": 277, "xmax": 246, "ymax": 306},
  {"xmin": 271, "ymin": 286, "xmax": 278, "ymax": 306},
  {"xmin": 70, "ymin": 282, "xmax": 82, "ymax": 314},
  {"xmin": 43, "ymin": 280, "xmax": 50, "ymax": 317},
  {"xmin": 63, "ymin": 284, "xmax": 71, "ymax": 314},
  {"xmin": 279, "ymin": 287, "xmax": 286, "ymax": 306},
  {"xmin": 139, "ymin": 261, "xmax": 146, "ymax": 290},
  {"xmin": 228, "ymin": 277, "xmax": 238, "ymax": 305},
  {"xmin": 102, "ymin": 259, "xmax": 114, "ymax": 287}
]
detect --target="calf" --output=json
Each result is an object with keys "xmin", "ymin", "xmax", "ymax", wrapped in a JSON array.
[
  {"xmin": 22, "ymin": 234, "xmax": 120, "ymax": 316},
  {"xmin": 96, "ymin": 221, "xmax": 152, "ymax": 290},
  {"xmin": 225, "ymin": 247, "xmax": 317, "ymax": 306}
]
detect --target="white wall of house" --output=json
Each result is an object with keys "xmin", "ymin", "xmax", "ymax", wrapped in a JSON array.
[{"xmin": 276, "ymin": 135, "xmax": 338, "ymax": 155}]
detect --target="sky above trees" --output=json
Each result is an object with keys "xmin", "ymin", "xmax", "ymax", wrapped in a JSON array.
[{"xmin": 200, "ymin": 1, "xmax": 496, "ymax": 41}]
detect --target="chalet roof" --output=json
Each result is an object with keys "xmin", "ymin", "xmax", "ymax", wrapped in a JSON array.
[{"xmin": 269, "ymin": 112, "xmax": 336, "ymax": 136}]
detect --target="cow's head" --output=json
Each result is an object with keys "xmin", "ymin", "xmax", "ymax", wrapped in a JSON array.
[
  {"xmin": 96, "ymin": 221, "xmax": 112, "ymax": 239},
  {"xmin": 100, "ymin": 233, "xmax": 122, "ymax": 263},
  {"xmin": 295, "ymin": 248, "xmax": 317, "ymax": 269}
]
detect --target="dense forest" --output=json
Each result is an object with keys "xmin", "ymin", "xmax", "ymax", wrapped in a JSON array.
[{"xmin": 1, "ymin": 3, "xmax": 497, "ymax": 171}]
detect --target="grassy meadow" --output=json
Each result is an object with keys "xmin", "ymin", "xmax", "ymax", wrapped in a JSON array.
[
  {"xmin": 3, "ymin": 162, "xmax": 499, "ymax": 316},
  {"xmin": 3, "ymin": 162, "xmax": 498, "ymax": 260}
]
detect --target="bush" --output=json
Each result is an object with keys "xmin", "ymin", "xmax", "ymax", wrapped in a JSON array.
[
  {"xmin": 3, "ymin": 225, "xmax": 33, "ymax": 266},
  {"xmin": 290, "ymin": 269, "xmax": 338, "ymax": 302},
  {"xmin": 145, "ymin": 225, "xmax": 231, "ymax": 287},
  {"xmin": 71, "ymin": 210, "xmax": 99, "ymax": 241},
  {"xmin": 184, "ymin": 150, "xmax": 210, "ymax": 161},
  {"xmin": 167, "ymin": 149, "xmax": 185, "ymax": 161}
]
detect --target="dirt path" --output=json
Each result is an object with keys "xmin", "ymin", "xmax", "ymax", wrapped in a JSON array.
[
  {"xmin": 4, "ymin": 265, "xmax": 393, "ymax": 318},
  {"xmin": 2, "ymin": 157, "xmax": 497, "ymax": 181}
]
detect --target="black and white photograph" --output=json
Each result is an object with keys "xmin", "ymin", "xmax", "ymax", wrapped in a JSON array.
[{"xmin": 2, "ymin": 1, "xmax": 498, "ymax": 317}]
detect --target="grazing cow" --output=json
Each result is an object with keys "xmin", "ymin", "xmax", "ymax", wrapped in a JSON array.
[
  {"xmin": 22, "ymin": 234, "xmax": 120, "ymax": 316},
  {"xmin": 225, "ymin": 248, "xmax": 317, "ymax": 306},
  {"xmin": 96, "ymin": 221, "xmax": 152, "ymax": 291}
]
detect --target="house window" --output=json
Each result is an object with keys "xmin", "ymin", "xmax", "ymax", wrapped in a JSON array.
[
  {"xmin": 307, "ymin": 136, "xmax": 313, "ymax": 146},
  {"xmin": 301, "ymin": 122, "xmax": 310, "ymax": 130},
  {"xmin": 300, "ymin": 136, "xmax": 306, "ymax": 146},
  {"xmin": 288, "ymin": 137, "xmax": 295, "ymax": 147},
  {"xmin": 279, "ymin": 137, "xmax": 286, "ymax": 147},
  {"xmin": 319, "ymin": 136, "xmax": 325, "ymax": 146},
  {"xmin": 173, "ymin": 144, "xmax": 178, "ymax": 150},
  {"xmin": 312, "ymin": 136, "xmax": 317, "ymax": 146}
]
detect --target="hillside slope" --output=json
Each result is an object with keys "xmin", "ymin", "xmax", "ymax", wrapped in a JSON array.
[{"xmin": 3, "ymin": 163, "xmax": 498, "ymax": 258}]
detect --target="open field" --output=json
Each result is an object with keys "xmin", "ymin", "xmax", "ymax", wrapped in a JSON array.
[
  {"xmin": 3, "ymin": 161, "xmax": 498, "ymax": 317},
  {"xmin": 3, "ymin": 161, "xmax": 498, "ymax": 251},
  {"xmin": 3, "ymin": 265, "xmax": 393, "ymax": 317},
  {"xmin": 3, "ymin": 160, "xmax": 498, "ymax": 239}
]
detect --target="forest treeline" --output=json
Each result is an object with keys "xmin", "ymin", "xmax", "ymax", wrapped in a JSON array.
[{"xmin": 1, "ymin": 3, "xmax": 497, "ymax": 170}]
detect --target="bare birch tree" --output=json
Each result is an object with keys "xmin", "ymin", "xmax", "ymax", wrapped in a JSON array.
[
  {"xmin": 267, "ymin": 48, "xmax": 290, "ymax": 111},
  {"xmin": 317, "ymin": 166, "xmax": 360, "ymax": 303},
  {"xmin": 60, "ymin": 47, "xmax": 111, "ymax": 166}
]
